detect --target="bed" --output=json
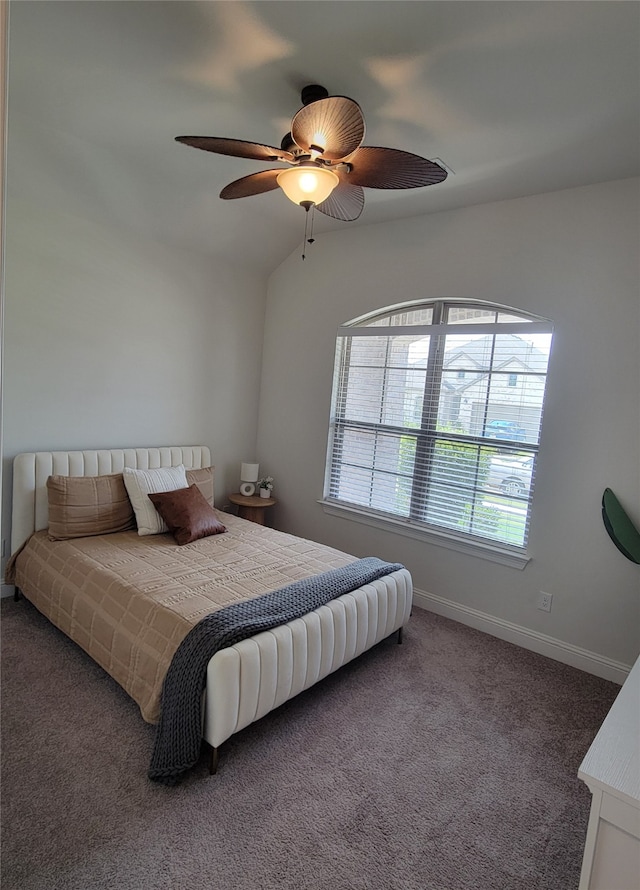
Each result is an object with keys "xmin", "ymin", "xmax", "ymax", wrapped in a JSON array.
[{"xmin": 7, "ymin": 445, "xmax": 413, "ymax": 781}]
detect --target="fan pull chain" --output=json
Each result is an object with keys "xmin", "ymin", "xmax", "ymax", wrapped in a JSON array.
[
  {"xmin": 308, "ymin": 205, "xmax": 316, "ymax": 245},
  {"xmin": 302, "ymin": 207, "xmax": 310, "ymax": 260},
  {"xmin": 301, "ymin": 204, "xmax": 317, "ymax": 261}
]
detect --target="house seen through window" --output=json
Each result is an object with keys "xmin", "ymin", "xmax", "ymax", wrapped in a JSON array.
[{"xmin": 324, "ymin": 300, "xmax": 553, "ymax": 552}]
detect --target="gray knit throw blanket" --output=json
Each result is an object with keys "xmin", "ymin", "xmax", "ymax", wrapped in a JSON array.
[{"xmin": 148, "ymin": 557, "xmax": 404, "ymax": 784}]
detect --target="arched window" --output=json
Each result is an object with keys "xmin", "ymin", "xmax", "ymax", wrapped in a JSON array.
[{"xmin": 324, "ymin": 300, "xmax": 553, "ymax": 559}]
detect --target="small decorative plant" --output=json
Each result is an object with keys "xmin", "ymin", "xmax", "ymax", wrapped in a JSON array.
[{"xmin": 258, "ymin": 476, "xmax": 274, "ymax": 492}]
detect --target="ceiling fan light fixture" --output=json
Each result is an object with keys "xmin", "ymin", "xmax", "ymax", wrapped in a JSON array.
[
  {"xmin": 276, "ymin": 165, "xmax": 339, "ymax": 207},
  {"xmin": 177, "ymin": 84, "xmax": 447, "ymax": 224}
]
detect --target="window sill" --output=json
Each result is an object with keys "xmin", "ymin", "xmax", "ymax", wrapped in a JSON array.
[{"xmin": 318, "ymin": 500, "xmax": 531, "ymax": 570}]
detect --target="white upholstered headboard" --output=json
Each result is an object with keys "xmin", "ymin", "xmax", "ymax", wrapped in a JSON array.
[{"xmin": 11, "ymin": 445, "xmax": 211, "ymax": 554}]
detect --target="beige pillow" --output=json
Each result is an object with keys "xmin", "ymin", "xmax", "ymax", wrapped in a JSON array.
[
  {"xmin": 148, "ymin": 484, "xmax": 226, "ymax": 545},
  {"xmin": 122, "ymin": 465, "xmax": 188, "ymax": 536},
  {"xmin": 185, "ymin": 466, "xmax": 215, "ymax": 507},
  {"xmin": 47, "ymin": 473, "xmax": 136, "ymax": 541}
]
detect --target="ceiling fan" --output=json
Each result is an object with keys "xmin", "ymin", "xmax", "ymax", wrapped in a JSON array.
[{"xmin": 175, "ymin": 84, "xmax": 447, "ymax": 222}]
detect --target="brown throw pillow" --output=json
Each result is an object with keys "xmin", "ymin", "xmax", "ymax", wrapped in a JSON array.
[
  {"xmin": 148, "ymin": 484, "xmax": 226, "ymax": 545},
  {"xmin": 185, "ymin": 466, "xmax": 215, "ymax": 506},
  {"xmin": 47, "ymin": 473, "xmax": 136, "ymax": 540}
]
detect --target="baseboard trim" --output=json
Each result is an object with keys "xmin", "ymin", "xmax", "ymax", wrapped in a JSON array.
[
  {"xmin": 413, "ymin": 588, "xmax": 631, "ymax": 685},
  {"xmin": 1, "ymin": 583, "xmax": 15, "ymax": 599}
]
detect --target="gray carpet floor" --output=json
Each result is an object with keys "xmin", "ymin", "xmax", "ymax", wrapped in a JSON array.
[{"xmin": 1, "ymin": 597, "xmax": 618, "ymax": 890}]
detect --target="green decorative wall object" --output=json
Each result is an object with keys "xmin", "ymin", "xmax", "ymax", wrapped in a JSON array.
[{"xmin": 602, "ymin": 488, "xmax": 640, "ymax": 565}]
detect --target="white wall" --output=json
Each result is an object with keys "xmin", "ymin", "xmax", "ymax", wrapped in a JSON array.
[
  {"xmin": 1, "ymin": 120, "xmax": 266, "ymax": 578},
  {"xmin": 258, "ymin": 178, "xmax": 640, "ymax": 669}
]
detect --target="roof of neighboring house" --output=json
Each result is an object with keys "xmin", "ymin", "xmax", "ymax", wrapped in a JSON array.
[{"xmin": 441, "ymin": 334, "xmax": 547, "ymax": 393}]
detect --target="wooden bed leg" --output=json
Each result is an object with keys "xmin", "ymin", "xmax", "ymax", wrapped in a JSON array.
[
  {"xmin": 209, "ymin": 745, "xmax": 219, "ymax": 775},
  {"xmin": 13, "ymin": 588, "xmax": 21, "ymax": 603},
  {"xmin": 397, "ymin": 626, "xmax": 403, "ymax": 645}
]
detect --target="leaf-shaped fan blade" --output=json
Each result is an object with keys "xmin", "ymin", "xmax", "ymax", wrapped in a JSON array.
[
  {"xmin": 291, "ymin": 97, "xmax": 365, "ymax": 161},
  {"xmin": 176, "ymin": 136, "xmax": 294, "ymax": 163},
  {"xmin": 347, "ymin": 146, "xmax": 447, "ymax": 189},
  {"xmin": 316, "ymin": 181, "xmax": 365, "ymax": 221},
  {"xmin": 220, "ymin": 169, "xmax": 282, "ymax": 200}
]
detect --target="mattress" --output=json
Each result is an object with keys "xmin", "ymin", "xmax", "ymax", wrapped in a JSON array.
[{"xmin": 7, "ymin": 511, "xmax": 358, "ymax": 722}]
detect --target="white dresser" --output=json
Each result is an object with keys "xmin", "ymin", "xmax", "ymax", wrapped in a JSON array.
[{"xmin": 578, "ymin": 655, "xmax": 640, "ymax": 890}]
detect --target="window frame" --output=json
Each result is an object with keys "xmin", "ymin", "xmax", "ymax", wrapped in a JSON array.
[{"xmin": 322, "ymin": 299, "xmax": 553, "ymax": 568}]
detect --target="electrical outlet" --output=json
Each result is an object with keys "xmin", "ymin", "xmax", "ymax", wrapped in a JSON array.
[{"xmin": 537, "ymin": 591, "xmax": 553, "ymax": 612}]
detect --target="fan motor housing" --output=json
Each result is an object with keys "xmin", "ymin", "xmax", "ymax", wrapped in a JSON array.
[{"xmin": 301, "ymin": 84, "xmax": 329, "ymax": 106}]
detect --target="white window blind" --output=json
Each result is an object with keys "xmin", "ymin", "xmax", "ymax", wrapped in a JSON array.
[{"xmin": 325, "ymin": 301, "xmax": 553, "ymax": 551}]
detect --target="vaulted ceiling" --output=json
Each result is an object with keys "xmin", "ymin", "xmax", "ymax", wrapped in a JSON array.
[{"xmin": 8, "ymin": 1, "xmax": 640, "ymax": 275}]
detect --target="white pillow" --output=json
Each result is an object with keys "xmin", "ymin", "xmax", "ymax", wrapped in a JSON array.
[{"xmin": 123, "ymin": 465, "xmax": 189, "ymax": 536}]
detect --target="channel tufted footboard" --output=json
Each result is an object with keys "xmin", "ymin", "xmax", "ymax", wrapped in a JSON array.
[{"xmin": 204, "ymin": 571, "xmax": 412, "ymax": 768}]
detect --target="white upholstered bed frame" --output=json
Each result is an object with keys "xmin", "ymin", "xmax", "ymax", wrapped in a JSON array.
[{"xmin": 10, "ymin": 445, "xmax": 413, "ymax": 772}]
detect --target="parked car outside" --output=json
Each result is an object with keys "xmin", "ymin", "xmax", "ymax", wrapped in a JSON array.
[
  {"xmin": 486, "ymin": 454, "xmax": 534, "ymax": 496},
  {"xmin": 485, "ymin": 419, "xmax": 526, "ymax": 442}
]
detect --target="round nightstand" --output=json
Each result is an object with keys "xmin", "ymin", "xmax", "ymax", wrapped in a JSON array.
[{"xmin": 228, "ymin": 493, "xmax": 277, "ymax": 525}]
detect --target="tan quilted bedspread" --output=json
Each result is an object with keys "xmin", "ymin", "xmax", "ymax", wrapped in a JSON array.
[{"xmin": 7, "ymin": 512, "xmax": 356, "ymax": 722}]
